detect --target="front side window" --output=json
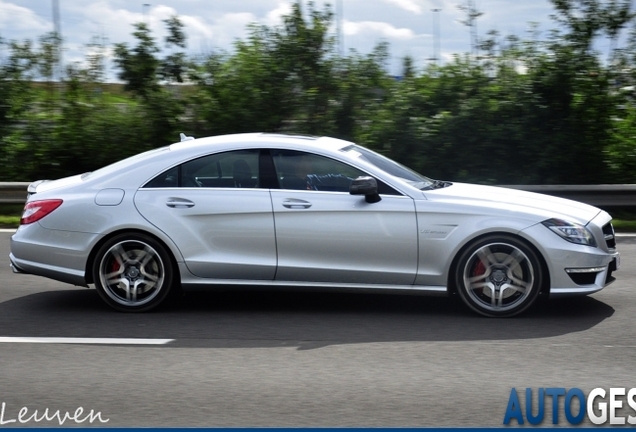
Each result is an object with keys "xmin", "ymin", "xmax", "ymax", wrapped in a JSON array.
[
  {"xmin": 144, "ymin": 150, "xmax": 259, "ymax": 188},
  {"xmin": 270, "ymin": 149, "xmax": 401, "ymax": 195},
  {"xmin": 271, "ymin": 150, "xmax": 364, "ymax": 192}
]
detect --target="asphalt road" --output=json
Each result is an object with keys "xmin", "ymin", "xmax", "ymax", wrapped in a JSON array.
[{"xmin": 0, "ymin": 231, "xmax": 635, "ymax": 427}]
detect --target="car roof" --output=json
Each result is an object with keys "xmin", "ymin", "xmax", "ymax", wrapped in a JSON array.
[
  {"xmin": 82, "ymin": 133, "xmax": 363, "ymax": 189},
  {"xmin": 169, "ymin": 133, "xmax": 352, "ymax": 154}
]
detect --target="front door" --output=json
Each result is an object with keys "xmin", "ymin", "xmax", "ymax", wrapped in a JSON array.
[{"xmin": 269, "ymin": 150, "xmax": 418, "ymax": 285}]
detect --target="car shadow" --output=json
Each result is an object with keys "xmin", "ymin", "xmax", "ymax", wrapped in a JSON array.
[{"xmin": 0, "ymin": 287, "xmax": 614, "ymax": 350}]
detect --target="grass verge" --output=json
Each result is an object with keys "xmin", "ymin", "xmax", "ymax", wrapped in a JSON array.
[
  {"xmin": 0, "ymin": 204, "xmax": 22, "ymax": 228},
  {"xmin": 0, "ymin": 216, "xmax": 20, "ymax": 228},
  {"xmin": 612, "ymin": 219, "xmax": 636, "ymax": 232}
]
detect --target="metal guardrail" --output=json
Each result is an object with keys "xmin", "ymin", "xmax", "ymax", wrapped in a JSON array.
[
  {"xmin": 0, "ymin": 182, "xmax": 30, "ymax": 205},
  {"xmin": 1, "ymin": 182, "xmax": 635, "ymax": 207},
  {"xmin": 504, "ymin": 184, "xmax": 636, "ymax": 207}
]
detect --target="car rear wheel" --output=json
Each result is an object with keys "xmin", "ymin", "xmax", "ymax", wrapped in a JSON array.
[
  {"xmin": 455, "ymin": 235, "xmax": 542, "ymax": 317},
  {"xmin": 93, "ymin": 233, "xmax": 174, "ymax": 312}
]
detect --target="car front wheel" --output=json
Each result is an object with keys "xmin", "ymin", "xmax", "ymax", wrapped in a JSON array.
[
  {"xmin": 93, "ymin": 233, "xmax": 175, "ymax": 312},
  {"xmin": 455, "ymin": 235, "xmax": 543, "ymax": 317}
]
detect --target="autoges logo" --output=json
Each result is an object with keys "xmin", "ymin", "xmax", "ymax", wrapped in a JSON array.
[{"xmin": 503, "ymin": 388, "xmax": 636, "ymax": 425}]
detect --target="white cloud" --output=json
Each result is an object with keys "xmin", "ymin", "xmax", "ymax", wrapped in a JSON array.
[
  {"xmin": 265, "ymin": 1, "xmax": 292, "ymax": 26},
  {"xmin": 73, "ymin": 1, "xmax": 145, "ymax": 43},
  {"xmin": 0, "ymin": 0, "xmax": 559, "ymax": 79},
  {"xmin": 180, "ymin": 15, "xmax": 215, "ymax": 43},
  {"xmin": 344, "ymin": 20, "xmax": 416, "ymax": 40},
  {"xmin": 217, "ymin": 12, "xmax": 259, "ymax": 28},
  {"xmin": 0, "ymin": 0, "xmax": 51, "ymax": 35},
  {"xmin": 152, "ymin": 5, "xmax": 179, "ymax": 21},
  {"xmin": 382, "ymin": 0, "xmax": 422, "ymax": 15},
  {"xmin": 207, "ymin": 12, "xmax": 258, "ymax": 48}
]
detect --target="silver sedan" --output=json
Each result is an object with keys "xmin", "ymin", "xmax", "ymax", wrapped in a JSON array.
[{"xmin": 9, "ymin": 133, "xmax": 620, "ymax": 316}]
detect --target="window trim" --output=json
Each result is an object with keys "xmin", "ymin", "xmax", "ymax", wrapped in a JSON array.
[{"xmin": 140, "ymin": 148, "xmax": 404, "ymax": 196}]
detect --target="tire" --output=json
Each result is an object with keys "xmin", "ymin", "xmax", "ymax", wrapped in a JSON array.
[
  {"xmin": 455, "ymin": 235, "xmax": 543, "ymax": 317},
  {"xmin": 92, "ymin": 233, "xmax": 175, "ymax": 312}
]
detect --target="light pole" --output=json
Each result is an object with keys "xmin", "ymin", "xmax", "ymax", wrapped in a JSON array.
[
  {"xmin": 336, "ymin": 0, "xmax": 343, "ymax": 57},
  {"xmin": 143, "ymin": 3, "xmax": 151, "ymax": 24},
  {"xmin": 52, "ymin": 0, "xmax": 62, "ymax": 82},
  {"xmin": 431, "ymin": 8, "xmax": 441, "ymax": 66}
]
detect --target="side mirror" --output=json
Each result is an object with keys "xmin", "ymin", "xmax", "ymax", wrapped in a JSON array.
[{"xmin": 350, "ymin": 176, "xmax": 381, "ymax": 203}]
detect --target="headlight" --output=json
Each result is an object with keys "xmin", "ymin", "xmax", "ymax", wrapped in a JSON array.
[{"xmin": 542, "ymin": 218, "xmax": 597, "ymax": 247}]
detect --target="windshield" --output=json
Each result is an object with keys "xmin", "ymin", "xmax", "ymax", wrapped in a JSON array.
[{"xmin": 339, "ymin": 144, "xmax": 435, "ymax": 190}]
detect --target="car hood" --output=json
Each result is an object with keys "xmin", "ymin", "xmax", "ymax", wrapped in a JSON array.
[{"xmin": 425, "ymin": 183, "xmax": 600, "ymax": 225}]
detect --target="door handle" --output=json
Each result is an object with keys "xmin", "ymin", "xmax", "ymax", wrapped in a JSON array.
[
  {"xmin": 166, "ymin": 198, "xmax": 195, "ymax": 208},
  {"xmin": 282, "ymin": 199, "xmax": 312, "ymax": 209}
]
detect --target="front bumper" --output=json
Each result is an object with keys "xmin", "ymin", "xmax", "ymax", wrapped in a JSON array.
[{"xmin": 520, "ymin": 218, "xmax": 619, "ymax": 297}]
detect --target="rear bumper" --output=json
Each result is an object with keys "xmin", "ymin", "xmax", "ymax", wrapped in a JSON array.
[
  {"xmin": 10, "ymin": 223, "xmax": 99, "ymax": 287},
  {"xmin": 9, "ymin": 257, "xmax": 26, "ymax": 274},
  {"xmin": 9, "ymin": 252, "xmax": 88, "ymax": 286}
]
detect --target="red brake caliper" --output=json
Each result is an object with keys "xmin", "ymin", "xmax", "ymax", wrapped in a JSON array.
[{"xmin": 472, "ymin": 260, "xmax": 486, "ymax": 294}]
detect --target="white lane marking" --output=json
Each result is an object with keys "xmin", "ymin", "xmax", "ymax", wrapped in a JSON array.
[
  {"xmin": 0, "ymin": 337, "xmax": 174, "ymax": 345},
  {"xmin": 0, "ymin": 229, "xmax": 17, "ymax": 233}
]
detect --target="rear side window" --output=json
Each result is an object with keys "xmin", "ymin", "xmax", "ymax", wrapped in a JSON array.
[
  {"xmin": 143, "ymin": 150, "xmax": 259, "ymax": 188},
  {"xmin": 144, "ymin": 166, "xmax": 178, "ymax": 188}
]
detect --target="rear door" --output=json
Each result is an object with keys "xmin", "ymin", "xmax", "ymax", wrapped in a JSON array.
[{"xmin": 134, "ymin": 149, "xmax": 277, "ymax": 280}]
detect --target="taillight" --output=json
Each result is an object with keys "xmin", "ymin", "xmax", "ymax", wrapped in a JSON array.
[{"xmin": 20, "ymin": 199, "xmax": 63, "ymax": 225}]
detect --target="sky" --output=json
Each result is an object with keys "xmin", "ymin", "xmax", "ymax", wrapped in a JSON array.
[{"xmin": 0, "ymin": 0, "xmax": 604, "ymax": 79}]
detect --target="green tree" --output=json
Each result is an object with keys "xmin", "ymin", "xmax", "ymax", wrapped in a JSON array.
[
  {"xmin": 334, "ymin": 42, "xmax": 392, "ymax": 142},
  {"xmin": 113, "ymin": 22, "xmax": 160, "ymax": 98},
  {"xmin": 190, "ymin": 24, "xmax": 294, "ymax": 135},
  {"xmin": 160, "ymin": 15, "xmax": 189, "ymax": 85},
  {"xmin": 112, "ymin": 16, "xmax": 189, "ymax": 147}
]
